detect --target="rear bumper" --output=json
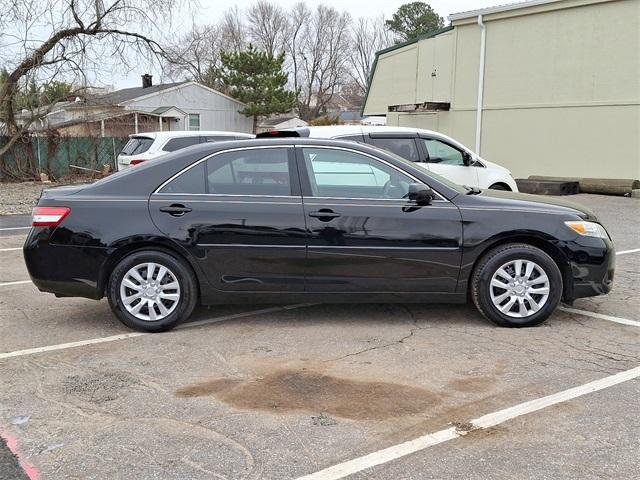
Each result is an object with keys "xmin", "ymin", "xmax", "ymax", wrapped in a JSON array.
[
  {"xmin": 24, "ymin": 229, "xmax": 108, "ymax": 300},
  {"xmin": 564, "ymin": 237, "xmax": 615, "ymax": 301}
]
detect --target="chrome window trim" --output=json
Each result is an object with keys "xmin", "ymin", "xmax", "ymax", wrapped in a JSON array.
[
  {"xmin": 296, "ymin": 144, "xmax": 449, "ymax": 202},
  {"xmin": 153, "ymin": 145, "xmax": 294, "ymax": 195},
  {"xmin": 195, "ymin": 243, "xmax": 459, "ymax": 250}
]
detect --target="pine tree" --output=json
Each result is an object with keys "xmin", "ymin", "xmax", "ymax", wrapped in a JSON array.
[{"xmin": 219, "ymin": 45, "xmax": 297, "ymax": 133}]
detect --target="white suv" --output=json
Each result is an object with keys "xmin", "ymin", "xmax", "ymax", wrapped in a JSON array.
[
  {"xmin": 117, "ymin": 131, "xmax": 254, "ymax": 170},
  {"xmin": 257, "ymin": 126, "xmax": 517, "ymax": 191}
]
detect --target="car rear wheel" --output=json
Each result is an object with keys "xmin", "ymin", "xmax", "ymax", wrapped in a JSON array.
[
  {"xmin": 489, "ymin": 183, "xmax": 511, "ymax": 191},
  {"xmin": 107, "ymin": 250, "xmax": 197, "ymax": 332},
  {"xmin": 471, "ymin": 243, "xmax": 562, "ymax": 327}
]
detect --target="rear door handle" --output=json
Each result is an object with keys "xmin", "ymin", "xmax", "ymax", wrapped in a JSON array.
[
  {"xmin": 308, "ymin": 209, "xmax": 341, "ymax": 221},
  {"xmin": 159, "ymin": 204, "xmax": 192, "ymax": 216}
]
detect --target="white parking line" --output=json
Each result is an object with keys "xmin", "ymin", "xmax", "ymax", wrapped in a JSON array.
[
  {"xmin": 0, "ymin": 247, "xmax": 22, "ymax": 252},
  {"xmin": 616, "ymin": 248, "xmax": 640, "ymax": 256},
  {"xmin": 0, "ymin": 280, "xmax": 32, "ymax": 287},
  {"xmin": 0, "ymin": 303, "xmax": 316, "ymax": 360},
  {"xmin": 297, "ymin": 365, "xmax": 640, "ymax": 480},
  {"xmin": 559, "ymin": 306, "xmax": 640, "ymax": 328},
  {"xmin": 0, "ymin": 226, "xmax": 30, "ymax": 231}
]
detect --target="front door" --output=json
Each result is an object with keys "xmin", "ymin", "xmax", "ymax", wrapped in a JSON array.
[
  {"xmin": 149, "ymin": 146, "xmax": 307, "ymax": 292},
  {"xmin": 297, "ymin": 146, "xmax": 463, "ymax": 292},
  {"xmin": 421, "ymin": 137, "xmax": 479, "ymax": 188}
]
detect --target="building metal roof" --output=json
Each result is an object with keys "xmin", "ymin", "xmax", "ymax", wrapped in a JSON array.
[{"xmin": 449, "ymin": 0, "xmax": 563, "ymax": 21}]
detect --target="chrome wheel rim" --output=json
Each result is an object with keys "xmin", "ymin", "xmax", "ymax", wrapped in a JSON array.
[
  {"xmin": 119, "ymin": 262, "xmax": 181, "ymax": 322},
  {"xmin": 489, "ymin": 259, "xmax": 550, "ymax": 318}
]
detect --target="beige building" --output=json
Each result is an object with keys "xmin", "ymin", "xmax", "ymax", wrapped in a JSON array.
[{"xmin": 362, "ymin": 0, "xmax": 640, "ymax": 180}]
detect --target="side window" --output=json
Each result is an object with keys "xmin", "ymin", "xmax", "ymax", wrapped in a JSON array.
[
  {"xmin": 423, "ymin": 139, "xmax": 465, "ymax": 165},
  {"xmin": 163, "ymin": 136, "xmax": 200, "ymax": 152},
  {"xmin": 158, "ymin": 162, "xmax": 206, "ymax": 194},
  {"xmin": 369, "ymin": 137, "xmax": 420, "ymax": 162},
  {"xmin": 302, "ymin": 148, "xmax": 413, "ymax": 199},
  {"xmin": 207, "ymin": 148, "xmax": 291, "ymax": 196}
]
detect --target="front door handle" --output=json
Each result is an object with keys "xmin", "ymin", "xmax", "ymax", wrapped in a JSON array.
[
  {"xmin": 308, "ymin": 209, "xmax": 341, "ymax": 221},
  {"xmin": 159, "ymin": 204, "xmax": 192, "ymax": 216}
]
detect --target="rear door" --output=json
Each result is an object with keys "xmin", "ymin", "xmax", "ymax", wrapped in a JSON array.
[
  {"xmin": 149, "ymin": 146, "xmax": 307, "ymax": 292},
  {"xmin": 367, "ymin": 133, "xmax": 423, "ymax": 164},
  {"xmin": 297, "ymin": 146, "xmax": 463, "ymax": 293}
]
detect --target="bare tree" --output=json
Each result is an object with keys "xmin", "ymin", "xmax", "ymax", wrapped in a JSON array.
[
  {"xmin": 163, "ymin": 24, "xmax": 228, "ymax": 88},
  {"xmin": 0, "ymin": 0, "xmax": 183, "ymax": 165},
  {"xmin": 219, "ymin": 6, "xmax": 246, "ymax": 54},
  {"xmin": 350, "ymin": 16, "xmax": 394, "ymax": 96},
  {"xmin": 246, "ymin": 0, "xmax": 288, "ymax": 56},
  {"xmin": 288, "ymin": 3, "xmax": 351, "ymax": 120}
]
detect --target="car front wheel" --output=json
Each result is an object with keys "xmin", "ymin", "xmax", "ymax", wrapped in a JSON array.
[
  {"xmin": 471, "ymin": 243, "xmax": 562, "ymax": 327},
  {"xmin": 107, "ymin": 250, "xmax": 197, "ymax": 332}
]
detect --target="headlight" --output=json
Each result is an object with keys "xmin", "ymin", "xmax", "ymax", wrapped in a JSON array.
[{"xmin": 565, "ymin": 221, "xmax": 609, "ymax": 239}]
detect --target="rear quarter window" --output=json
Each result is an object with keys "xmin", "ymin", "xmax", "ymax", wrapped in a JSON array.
[{"xmin": 158, "ymin": 162, "xmax": 206, "ymax": 194}]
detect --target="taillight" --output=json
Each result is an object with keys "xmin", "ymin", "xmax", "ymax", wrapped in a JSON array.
[
  {"xmin": 130, "ymin": 159, "xmax": 145, "ymax": 166},
  {"xmin": 32, "ymin": 207, "xmax": 70, "ymax": 227}
]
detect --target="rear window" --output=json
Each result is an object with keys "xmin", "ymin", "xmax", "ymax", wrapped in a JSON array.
[
  {"xmin": 121, "ymin": 137, "xmax": 154, "ymax": 156},
  {"xmin": 163, "ymin": 136, "xmax": 201, "ymax": 152}
]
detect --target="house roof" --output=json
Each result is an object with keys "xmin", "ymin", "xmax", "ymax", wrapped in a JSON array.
[
  {"xmin": 150, "ymin": 106, "xmax": 186, "ymax": 116},
  {"xmin": 259, "ymin": 116, "xmax": 302, "ymax": 127},
  {"xmin": 89, "ymin": 82, "xmax": 187, "ymax": 105},
  {"xmin": 338, "ymin": 111, "xmax": 363, "ymax": 122}
]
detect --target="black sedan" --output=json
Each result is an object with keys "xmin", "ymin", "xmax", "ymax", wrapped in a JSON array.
[{"xmin": 24, "ymin": 138, "xmax": 615, "ymax": 332}]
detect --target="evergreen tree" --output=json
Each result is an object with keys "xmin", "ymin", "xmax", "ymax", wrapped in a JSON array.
[
  {"xmin": 386, "ymin": 2, "xmax": 445, "ymax": 42},
  {"xmin": 219, "ymin": 45, "xmax": 297, "ymax": 132}
]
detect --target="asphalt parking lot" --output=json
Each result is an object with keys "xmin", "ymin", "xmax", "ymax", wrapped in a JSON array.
[{"xmin": 1, "ymin": 193, "xmax": 638, "ymax": 480}]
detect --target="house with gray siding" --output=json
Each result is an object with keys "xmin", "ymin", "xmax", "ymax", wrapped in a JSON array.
[{"xmin": 28, "ymin": 76, "xmax": 253, "ymax": 136}]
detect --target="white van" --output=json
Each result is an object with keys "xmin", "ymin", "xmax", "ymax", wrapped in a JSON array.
[
  {"xmin": 257, "ymin": 126, "xmax": 518, "ymax": 191},
  {"xmin": 117, "ymin": 131, "xmax": 254, "ymax": 170}
]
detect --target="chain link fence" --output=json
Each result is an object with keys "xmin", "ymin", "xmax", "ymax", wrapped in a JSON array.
[{"xmin": 0, "ymin": 135, "xmax": 129, "ymax": 181}]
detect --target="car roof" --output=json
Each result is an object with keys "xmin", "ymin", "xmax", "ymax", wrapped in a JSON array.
[{"xmin": 130, "ymin": 131, "xmax": 254, "ymax": 140}]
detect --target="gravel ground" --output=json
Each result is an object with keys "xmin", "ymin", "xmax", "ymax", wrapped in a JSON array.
[{"xmin": 0, "ymin": 178, "xmax": 96, "ymax": 215}]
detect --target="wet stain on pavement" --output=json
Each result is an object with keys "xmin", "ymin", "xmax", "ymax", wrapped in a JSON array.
[{"xmin": 176, "ymin": 369, "xmax": 439, "ymax": 420}]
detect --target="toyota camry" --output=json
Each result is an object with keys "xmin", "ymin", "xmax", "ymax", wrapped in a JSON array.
[{"xmin": 24, "ymin": 138, "xmax": 615, "ymax": 332}]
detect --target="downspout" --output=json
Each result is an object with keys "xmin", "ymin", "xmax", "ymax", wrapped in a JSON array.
[{"xmin": 475, "ymin": 14, "xmax": 486, "ymax": 155}]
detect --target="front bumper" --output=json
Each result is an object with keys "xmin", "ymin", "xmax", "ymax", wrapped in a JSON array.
[{"xmin": 564, "ymin": 236, "xmax": 615, "ymax": 301}]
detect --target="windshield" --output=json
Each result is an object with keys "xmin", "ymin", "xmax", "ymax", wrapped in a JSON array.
[
  {"xmin": 374, "ymin": 147, "xmax": 467, "ymax": 195},
  {"xmin": 120, "ymin": 136, "xmax": 154, "ymax": 156}
]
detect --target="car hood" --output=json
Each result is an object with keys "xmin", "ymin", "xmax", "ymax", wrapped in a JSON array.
[{"xmin": 457, "ymin": 189, "xmax": 598, "ymax": 221}]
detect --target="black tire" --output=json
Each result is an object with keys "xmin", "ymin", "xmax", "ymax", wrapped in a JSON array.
[
  {"xmin": 471, "ymin": 243, "xmax": 562, "ymax": 327},
  {"xmin": 107, "ymin": 250, "xmax": 197, "ymax": 332},
  {"xmin": 489, "ymin": 183, "xmax": 510, "ymax": 191}
]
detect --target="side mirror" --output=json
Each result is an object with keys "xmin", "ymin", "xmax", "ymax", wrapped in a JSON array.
[
  {"xmin": 408, "ymin": 183, "xmax": 435, "ymax": 205},
  {"xmin": 463, "ymin": 152, "xmax": 472, "ymax": 166}
]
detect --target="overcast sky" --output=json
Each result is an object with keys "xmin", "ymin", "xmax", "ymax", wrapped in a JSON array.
[
  {"xmin": 115, "ymin": 0, "xmax": 503, "ymax": 88},
  {"xmin": 192, "ymin": 0, "xmax": 500, "ymax": 25}
]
